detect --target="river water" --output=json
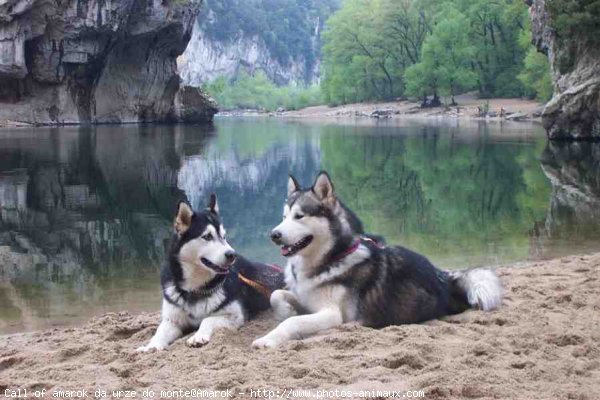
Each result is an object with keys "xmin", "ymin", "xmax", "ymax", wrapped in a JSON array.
[{"xmin": 1, "ymin": 118, "xmax": 599, "ymax": 333}]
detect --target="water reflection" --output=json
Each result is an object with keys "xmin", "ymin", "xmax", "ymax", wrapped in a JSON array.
[
  {"xmin": 532, "ymin": 141, "xmax": 600, "ymax": 258},
  {"xmin": 1, "ymin": 119, "xmax": 599, "ymax": 333}
]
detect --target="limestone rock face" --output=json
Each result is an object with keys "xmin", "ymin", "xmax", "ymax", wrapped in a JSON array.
[
  {"xmin": 179, "ymin": 18, "xmax": 321, "ymax": 87},
  {"xmin": 0, "ymin": 0, "xmax": 216, "ymax": 124},
  {"xmin": 528, "ymin": 0, "xmax": 600, "ymax": 140}
]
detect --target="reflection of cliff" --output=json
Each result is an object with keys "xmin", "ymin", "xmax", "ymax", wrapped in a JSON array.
[
  {"xmin": 534, "ymin": 142, "xmax": 600, "ymax": 256},
  {"xmin": 0, "ymin": 126, "xmax": 215, "ymax": 280},
  {"xmin": 0, "ymin": 126, "xmax": 218, "ymax": 332},
  {"xmin": 178, "ymin": 136, "xmax": 321, "ymax": 261}
]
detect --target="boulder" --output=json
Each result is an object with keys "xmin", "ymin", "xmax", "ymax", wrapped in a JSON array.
[
  {"xmin": 506, "ymin": 112, "xmax": 530, "ymax": 121},
  {"xmin": 173, "ymin": 86, "xmax": 218, "ymax": 123},
  {"xmin": 370, "ymin": 109, "xmax": 393, "ymax": 118}
]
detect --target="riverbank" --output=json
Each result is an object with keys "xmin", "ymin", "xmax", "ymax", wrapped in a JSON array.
[
  {"xmin": 218, "ymin": 94, "xmax": 544, "ymax": 123},
  {"xmin": 280, "ymin": 94, "xmax": 544, "ymax": 121},
  {"xmin": 0, "ymin": 252, "xmax": 597, "ymax": 399},
  {"xmin": 0, "ymin": 120, "xmax": 33, "ymax": 128}
]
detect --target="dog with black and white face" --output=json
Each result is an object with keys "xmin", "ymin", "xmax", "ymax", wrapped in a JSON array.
[
  {"xmin": 252, "ymin": 171, "xmax": 502, "ymax": 348},
  {"xmin": 138, "ymin": 194, "xmax": 284, "ymax": 351}
]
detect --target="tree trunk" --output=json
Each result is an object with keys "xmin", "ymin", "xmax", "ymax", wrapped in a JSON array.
[
  {"xmin": 431, "ymin": 90, "xmax": 441, "ymax": 107},
  {"xmin": 450, "ymin": 84, "xmax": 457, "ymax": 106}
]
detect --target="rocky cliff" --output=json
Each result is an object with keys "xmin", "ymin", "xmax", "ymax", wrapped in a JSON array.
[
  {"xmin": 0, "ymin": 0, "xmax": 217, "ymax": 125},
  {"xmin": 528, "ymin": 0, "xmax": 600, "ymax": 140},
  {"xmin": 177, "ymin": 0, "xmax": 337, "ymax": 87},
  {"xmin": 179, "ymin": 19, "xmax": 321, "ymax": 86}
]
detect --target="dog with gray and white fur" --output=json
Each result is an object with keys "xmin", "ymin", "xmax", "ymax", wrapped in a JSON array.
[
  {"xmin": 252, "ymin": 171, "xmax": 502, "ymax": 348},
  {"xmin": 138, "ymin": 194, "xmax": 284, "ymax": 351}
]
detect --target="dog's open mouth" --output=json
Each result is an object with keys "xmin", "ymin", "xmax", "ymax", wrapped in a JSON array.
[
  {"xmin": 201, "ymin": 257, "xmax": 229, "ymax": 274},
  {"xmin": 281, "ymin": 235, "xmax": 313, "ymax": 257}
]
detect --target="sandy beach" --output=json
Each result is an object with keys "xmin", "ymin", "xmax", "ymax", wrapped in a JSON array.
[
  {"xmin": 0, "ymin": 252, "xmax": 598, "ymax": 399},
  {"xmin": 274, "ymin": 94, "xmax": 544, "ymax": 122}
]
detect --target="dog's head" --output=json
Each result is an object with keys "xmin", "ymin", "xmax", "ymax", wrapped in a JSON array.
[
  {"xmin": 271, "ymin": 171, "xmax": 356, "ymax": 265},
  {"xmin": 172, "ymin": 194, "xmax": 236, "ymax": 280}
]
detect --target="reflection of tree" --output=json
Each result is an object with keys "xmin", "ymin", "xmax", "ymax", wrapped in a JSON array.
[{"xmin": 322, "ymin": 130, "xmax": 550, "ymax": 268}]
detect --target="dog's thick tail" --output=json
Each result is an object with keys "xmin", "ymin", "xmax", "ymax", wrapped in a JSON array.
[{"xmin": 447, "ymin": 268, "xmax": 503, "ymax": 313}]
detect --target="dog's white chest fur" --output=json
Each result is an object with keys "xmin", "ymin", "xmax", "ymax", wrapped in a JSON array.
[
  {"xmin": 164, "ymin": 285, "xmax": 226, "ymax": 324},
  {"xmin": 285, "ymin": 245, "xmax": 370, "ymax": 321},
  {"xmin": 187, "ymin": 291, "xmax": 227, "ymax": 323}
]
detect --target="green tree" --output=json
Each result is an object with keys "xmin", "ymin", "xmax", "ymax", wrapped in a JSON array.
[
  {"xmin": 321, "ymin": 0, "xmax": 431, "ymax": 104},
  {"xmin": 518, "ymin": 47, "xmax": 554, "ymax": 102},
  {"xmin": 322, "ymin": 0, "xmax": 546, "ymax": 105},
  {"xmin": 404, "ymin": 9, "xmax": 477, "ymax": 105}
]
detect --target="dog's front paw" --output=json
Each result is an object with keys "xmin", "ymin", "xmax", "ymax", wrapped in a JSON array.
[
  {"xmin": 270, "ymin": 290, "xmax": 298, "ymax": 321},
  {"xmin": 186, "ymin": 333, "xmax": 210, "ymax": 348},
  {"xmin": 273, "ymin": 301, "xmax": 298, "ymax": 321},
  {"xmin": 136, "ymin": 343, "xmax": 166, "ymax": 352},
  {"xmin": 252, "ymin": 333, "xmax": 285, "ymax": 349}
]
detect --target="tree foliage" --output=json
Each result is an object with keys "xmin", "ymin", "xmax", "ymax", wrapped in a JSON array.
[
  {"xmin": 547, "ymin": 0, "xmax": 600, "ymax": 43},
  {"xmin": 405, "ymin": 9, "xmax": 477, "ymax": 105},
  {"xmin": 321, "ymin": 0, "xmax": 553, "ymax": 104},
  {"xmin": 518, "ymin": 47, "xmax": 554, "ymax": 102},
  {"xmin": 204, "ymin": 72, "xmax": 323, "ymax": 111},
  {"xmin": 546, "ymin": 0, "xmax": 600, "ymax": 72},
  {"xmin": 321, "ymin": 0, "xmax": 431, "ymax": 104}
]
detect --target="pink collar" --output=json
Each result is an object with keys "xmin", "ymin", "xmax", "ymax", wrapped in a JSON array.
[{"xmin": 331, "ymin": 239, "xmax": 361, "ymax": 263}]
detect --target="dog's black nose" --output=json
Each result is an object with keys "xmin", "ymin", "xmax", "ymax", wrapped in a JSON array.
[
  {"xmin": 271, "ymin": 231, "xmax": 282, "ymax": 243},
  {"xmin": 225, "ymin": 251, "xmax": 237, "ymax": 263}
]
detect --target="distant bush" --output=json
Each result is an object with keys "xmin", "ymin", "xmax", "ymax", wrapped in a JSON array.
[{"xmin": 204, "ymin": 72, "xmax": 324, "ymax": 111}]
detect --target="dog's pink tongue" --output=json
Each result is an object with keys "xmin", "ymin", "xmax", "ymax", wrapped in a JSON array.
[{"xmin": 281, "ymin": 246, "xmax": 291, "ymax": 256}]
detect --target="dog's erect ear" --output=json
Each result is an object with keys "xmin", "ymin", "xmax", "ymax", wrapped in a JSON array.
[
  {"xmin": 207, "ymin": 193, "xmax": 219, "ymax": 214},
  {"xmin": 174, "ymin": 201, "xmax": 194, "ymax": 234},
  {"xmin": 312, "ymin": 171, "xmax": 335, "ymax": 201},
  {"xmin": 287, "ymin": 175, "xmax": 300, "ymax": 197}
]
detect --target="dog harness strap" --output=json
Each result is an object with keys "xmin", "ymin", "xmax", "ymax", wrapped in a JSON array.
[
  {"xmin": 267, "ymin": 263, "xmax": 283, "ymax": 272},
  {"xmin": 238, "ymin": 272, "xmax": 272, "ymax": 298},
  {"xmin": 360, "ymin": 236, "xmax": 385, "ymax": 249}
]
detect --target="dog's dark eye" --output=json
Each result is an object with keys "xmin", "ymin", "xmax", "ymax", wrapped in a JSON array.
[
  {"xmin": 202, "ymin": 233, "xmax": 213, "ymax": 241},
  {"xmin": 294, "ymin": 214, "xmax": 304, "ymax": 220}
]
